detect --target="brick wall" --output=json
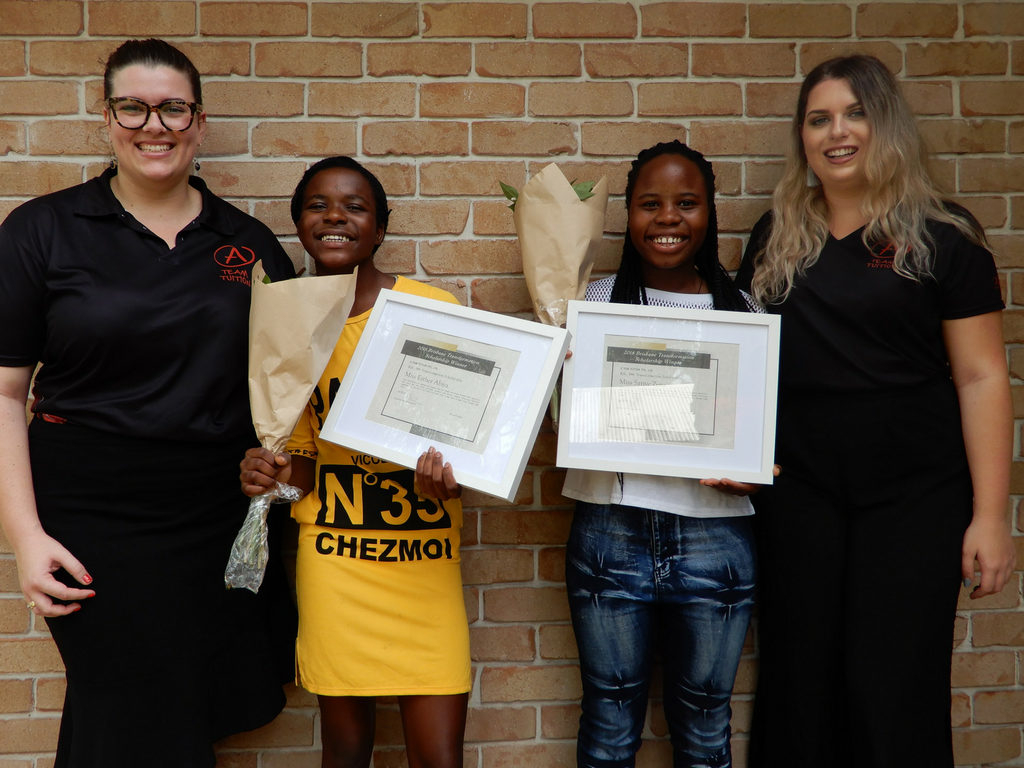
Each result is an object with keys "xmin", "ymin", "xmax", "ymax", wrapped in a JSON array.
[{"xmin": 1, "ymin": 1, "xmax": 1023, "ymax": 766}]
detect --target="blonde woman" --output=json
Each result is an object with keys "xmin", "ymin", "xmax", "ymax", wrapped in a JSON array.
[{"xmin": 736, "ymin": 55, "xmax": 1015, "ymax": 768}]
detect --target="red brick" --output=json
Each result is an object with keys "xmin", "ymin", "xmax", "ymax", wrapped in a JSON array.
[
  {"xmin": 201, "ymin": 161, "xmax": 305, "ymax": 198},
  {"xmin": 0, "ymin": 162, "xmax": 81, "ymax": 197},
  {"xmin": 961, "ymin": 159, "xmax": 1024, "ymax": 193},
  {"xmin": 962, "ymin": 82, "xmax": 1024, "ymax": 117},
  {"xmin": 689, "ymin": 121, "xmax": 789, "ymax": 157},
  {"xmin": 638, "ymin": 83, "xmax": 741, "ymax": 117},
  {"xmin": 35, "ymin": 677, "xmax": 65, "ymax": 712},
  {"xmin": 423, "ymin": 3, "xmax": 527, "ymax": 38},
  {"xmin": 0, "ymin": 639, "xmax": 64, "ymax": 674},
  {"xmin": 472, "ymin": 121, "xmax": 576, "ymax": 157},
  {"xmin": 750, "ymin": 4, "xmax": 852, "ymax": 38},
  {"xmin": 465, "ymin": 587, "xmax": 480, "ymax": 624},
  {"xmin": 950, "ymin": 692, "xmax": 971, "ymax": 728},
  {"xmin": 27, "ymin": 120, "xmax": 108, "ymax": 157},
  {"xmin": 420, "ymin": 239, "xmax": 519, "ymax": 274},
  {"xmin": 713, "ymin": 162, "xmax": 742, "ymax": 196},
  {"xmin": 0, "ymin": 679, "xmax": 31, "ymax": 713},
  {"xmin": 199, "ymin": 121, "xmax": 249, "ymax": 157},
  {"xmin": 0, "ymin": 559, "xmax": 19, "ymax": 591},
  {"xmin": 469, "ymin": 625, "xmax": 536, "ymax": 662},
  {"xmin": 529, "ymin": 82, "xmax": 633, "ymax": 117},
  {"xmin": 746, "ymin": 83, "xmax": 801, "ymax": 118},
  {"xmin": 581, "ymin": 122, "xmax": 686, "ymax": 157},
  {"xmin": 907, "ymin": 42, "xmax": 1007, "ymax": 77},
  {"xmin": 251, "ymin": 122, "xmax": 357, "ymax": 158},
  {"xmin": 309, "ymin": 83, "xmax": 415, "ymax": 118},
  {"xmin": 949, "ymin": 195, "xmax": 1006, "ymax": 229},
  {"xmin": 539, "ymin": 624, "xmax": 578, "ymax": 660},
  {"xmin": 388, "ymin": 200, "xmax": 469, "ymax": 236},
  {"xmin": 0, "ymin": 41, "xmax": 25, "ymax": 77},
  {"xmin": 1013, "ymin": 121, "xmax": 1024, "ymax": 153},
  {"xmin": 470, "ymin": 276, "xmax": 533, "ymax": 313},
  {"xmin": 0, "ymin": 1, "xmax": 81, "ymax": 35},
  {"xmin": 584, "ymin": 43, "xmax": 687, "ymax": 78},
  {"xmin": 482, "ymin": 743, "xmax": 576, "ymax": 768},
  {"xmin": 421, "ymin": 161, "xmax": 526, "ymax": 197},
  {"xmin": 692, "ymin": 44, "xmax": 796, "ymax": 78},
  {"xmin": 90, "ymin": 1, "xmax": 194, "ymax": 35},
  {"xmin": 528, "ymin": 430, "xmax": 558, "ymax": 466},
  {"xmin": 368, "ymin": 43, "xmax": 471, "ymax": 77},
  {"xmin": 534, "ymin": 3, "xmax": 637, "ymax": 39},
  {"xmin": 473, "ymin": 201, "xmax": 516, "ymax": 236},
  {"xmin": 373, "ymin": 241, "xmax": 416, "ymax": 276},
  {"xmin": 172, "ymin": 42, "xmax": 250, "ymax": 76},
  {"xmin": 857, "ymin": 3, "xmax": 957, "ymax": 37},
  {"xmin": 312, "ymin": 2, "xmax": 416, "ymax": 37},
  {"xmin": 481, "ymin": 510, "xmax": 573, "ymax": 546},
  {"xmin": 477, "ymin": 42, "xmax": 581, "ymax": 78},
  {"xmin": 199, "ymin": 2, "xmax": 306, "ymax": 36},
  {"xmin": 604, "ymin": 199, "xmax": 627, "ymax": 234},
  {"xmin": 0, "ymin": 82, "xmax": 77, "ymax": 117},
  {"xmin": 1013, "ymin": 195, "xmax": 1024, "ymax": 228},
  {"xmin": 363, "ymin": 121, "xmax": 468, "ymax": 156},
  {"xmin": 203, "ymin": 82, "xmax": 303, "ymax": 117},
  {"xmin": 965, "ymin": 3, "xmax": 1024, "ymax": 37},
  {"xmin": 29, "ymin": 41, "xmax": 118, "ymax": 76},
  {"xmin": 718, "ymin": 199, "xmax": 773, "ymax": 235},
  {"xmin": 972, "ymin": 611, "xmax": 1024, "ymax": 646},
  {"xmin": 461, "ymin": 548, "xmax": 534, "ymax": 585},
  {"xmin": 465, "ymin": 705, "xmax": 536, "ymax": 741},
  {"xmin": 479, "ymin": 664, "xmax": 582, "ymax": 702},
  {"xmin": 952, "ymin": 726, "xmax": 1022, "ymax": 765},
  {"xmin": 919, "ymin": 119, "xmax": 1005, "ymax": 154},
  {"xmin": 641, "ymin": 3, "xmax": 745, "ymax": 37},
  {"xmin": 421, "ymin": 83, "xmax": 525, "ymax": 118},
  {"xmin": 950, "ymin": 651, "xmax": 1015, "ymax": 688},
  {"xmin": 974, "ymin": 690, "xmax": 1024, "ymax": 724},
  {"xmin": 538, "ymin": 546, "xmax": 566, "ymax": 582},
  {"xmin": 799, "ymin": 41, "xmax": 902, "ymax": 76},
  {"xmin": 541, "ymin": 703, "xmax": 581, "ymax": 739},
  {"xmin": 903, "ymin": 81, "xmax": 954, "ymax": 116},
  {"xmin": 0, "ymin": 718, "xmax": 60, "ymax": 753},
  {"xmin": 541, "ymin": 469, "xmax": 570, "ymax": 505},
  {"xmin": 1015, "ymin": 42, "xmax": 1024, "ymax": 76},
  {"xmin": 254, "ymin": 42, "xmax": 361, "ymax": 78}
]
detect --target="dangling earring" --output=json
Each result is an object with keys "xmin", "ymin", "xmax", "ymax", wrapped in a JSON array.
[
  {"xmin": 194, "ymin": 159, "xmax": 201, "ymax": 172},
  {"xmin": 109, "ymin": 156, "xmax": 118, "ymax": 170}
]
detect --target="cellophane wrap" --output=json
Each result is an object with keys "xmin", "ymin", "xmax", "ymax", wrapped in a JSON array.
[
  {"xmin": 512, "ymin": 163, "xmax": 608, "ymax": 430},
  {"xmin": 224, "ymin": 261, "xmax": 357, "ymax": 592},
  {"xmin": 224, "ymin": 482, "xmax": 304, "ymax": 592},
  {"xmin": 513, "ymin": 163, "xmax": 608, "ymax": 328}
]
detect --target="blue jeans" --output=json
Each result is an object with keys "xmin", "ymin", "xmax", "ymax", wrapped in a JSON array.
[{"xmin": 566, "ymin": 502, "xmax": 756, "ymax": 768}]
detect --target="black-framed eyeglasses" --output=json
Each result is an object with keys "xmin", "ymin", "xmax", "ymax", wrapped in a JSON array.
[{"xmin": 106, "ymin": 97, "xmax": 201, "ymax": 132}]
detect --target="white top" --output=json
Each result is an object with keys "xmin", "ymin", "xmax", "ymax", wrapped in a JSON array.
[{"xmin": 560, "ymin": 276, "xmax": 755, "ymax": 518}]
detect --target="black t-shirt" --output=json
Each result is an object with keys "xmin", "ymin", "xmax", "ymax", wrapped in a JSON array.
[
  {"xmin": 737, "ymin": 211, "xmax": 1003, "ymax": 392},
  {"xmin": 0, "ymin": 169, "xmax": 295, "ymax": 441}
]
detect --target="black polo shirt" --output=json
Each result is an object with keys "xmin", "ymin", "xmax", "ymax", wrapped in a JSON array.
[
  {"xmin": 0, "ymin": 169, "xmax": 295, "ymax": 441},
  {"xmin": 737, "ymin": 211, "xmax": 1003, "ymax": 392}
]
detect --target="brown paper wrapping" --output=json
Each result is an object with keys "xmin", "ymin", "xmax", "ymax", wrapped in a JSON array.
[
  {"xmin": 248, "ymin": 261, "xmax": 357, "ymax": 454},
  {"xmin": 513, "ymin": 163, "xmax": 609, "ymax": 328}
]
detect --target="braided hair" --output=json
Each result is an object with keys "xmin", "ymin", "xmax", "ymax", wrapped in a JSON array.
[{"xmin": 608, "ymin": 141, "xmax": 750, "ymax": 313}]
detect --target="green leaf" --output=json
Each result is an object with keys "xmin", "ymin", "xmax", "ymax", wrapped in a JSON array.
[
  {"xmin": 262, "ymin": 274, "xmax": 272, "ymax": 284},
  {"xmin": 572, "ymin": 180, "xmax": 596, "ymax": 202},
  {"xmin": 499, "ymin": 180, "xmax": 519, "ymax": 211}
]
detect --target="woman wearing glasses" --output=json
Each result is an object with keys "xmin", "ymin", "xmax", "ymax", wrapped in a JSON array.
[{"xmin": 0, "ymin": 39, "xmax": 295, "ymax": 767}]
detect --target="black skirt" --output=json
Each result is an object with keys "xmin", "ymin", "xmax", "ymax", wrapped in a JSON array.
[{"xmin": 29, "ymin": 419, "xmax": 297, "ymax": 768}]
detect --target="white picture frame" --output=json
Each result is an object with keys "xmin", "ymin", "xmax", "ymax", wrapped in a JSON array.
[
  {"xmin": 557, "ymin": 300, "xmax": 780, "ymax": 484},
  {"xmin": 320, "ymin": 289, "xmax": 570, "ymax": 501}
]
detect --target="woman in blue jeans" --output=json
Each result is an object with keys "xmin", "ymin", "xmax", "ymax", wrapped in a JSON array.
[{"xmin": 562, "ymin": 141, "xmax": 762, "ymax": 768}]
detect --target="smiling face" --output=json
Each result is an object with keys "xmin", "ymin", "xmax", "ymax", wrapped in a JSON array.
[
  {"xmin": 801, "ymin": 77, "xmax": 872, "ymax": 197},
  {"xmin": 297, "ymin": 167, "xmax": 385, "ymax": 276},
  {"xmin": 627, "ymin": 153, "xmax": 709, "ymax": 293},
  {"xmin": 104, "ymin": 64, "xmax": 205, "ymax": 188}
]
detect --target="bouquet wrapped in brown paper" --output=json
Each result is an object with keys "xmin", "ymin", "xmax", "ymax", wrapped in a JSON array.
[
  {"xmin": 502, "ymin": 163, "xmax": 608, "ymax": 429},
  {"xmin": 224, "ymin": 261, "xmax": 357, "ymax": 593}
]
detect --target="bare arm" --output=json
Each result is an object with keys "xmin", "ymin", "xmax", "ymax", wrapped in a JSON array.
[
  {"xmin": 0, "ymin": 366, "xmax": 94, "ymax": 616},
  {"xmin": 943, "ymin": 312, "xmax": 1016, "ymax": 598}
]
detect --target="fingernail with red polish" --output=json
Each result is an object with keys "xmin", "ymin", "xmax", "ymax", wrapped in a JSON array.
[{"xmin": 82, "ymin": 574, "xmax": 93, "ymax": 584}]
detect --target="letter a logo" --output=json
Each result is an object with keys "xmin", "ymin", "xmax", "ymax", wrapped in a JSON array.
[{"xmin": 214, "ymin": 245, "xmax": 256, "ymax": 267}]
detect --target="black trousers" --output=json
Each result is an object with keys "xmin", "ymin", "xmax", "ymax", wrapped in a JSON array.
[{"xmin": 748, "ymin": 381, "xmax": 972, "ymax": 768}]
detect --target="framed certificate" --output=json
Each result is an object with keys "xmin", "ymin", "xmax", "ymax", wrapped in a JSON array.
[
  {"xmin": 320, "ymin": 289, "xmax": 570, "ymax": 500},
  {"xmin": 557, "ymin": 300, "xmax": 780, "ymax": 484}
]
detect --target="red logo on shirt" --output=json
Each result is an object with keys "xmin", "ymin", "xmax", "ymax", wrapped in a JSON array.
[
  {"xmin": 214, "ymin": 245, "xmax": 256, "ymax": 268},
  {"xmin": 868, "ymin": 241, "xmax": 898, "ymax": 269}
]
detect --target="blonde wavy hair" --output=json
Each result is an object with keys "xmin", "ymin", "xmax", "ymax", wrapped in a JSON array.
[{"xmin": 751, "ymin": 54, "xmax": 987, "ymax": 305}]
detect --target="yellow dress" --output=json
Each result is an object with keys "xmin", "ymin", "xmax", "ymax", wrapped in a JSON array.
[{"xmin": 287, "ymin": 277, "xmax": 471, "ymax": 696}]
